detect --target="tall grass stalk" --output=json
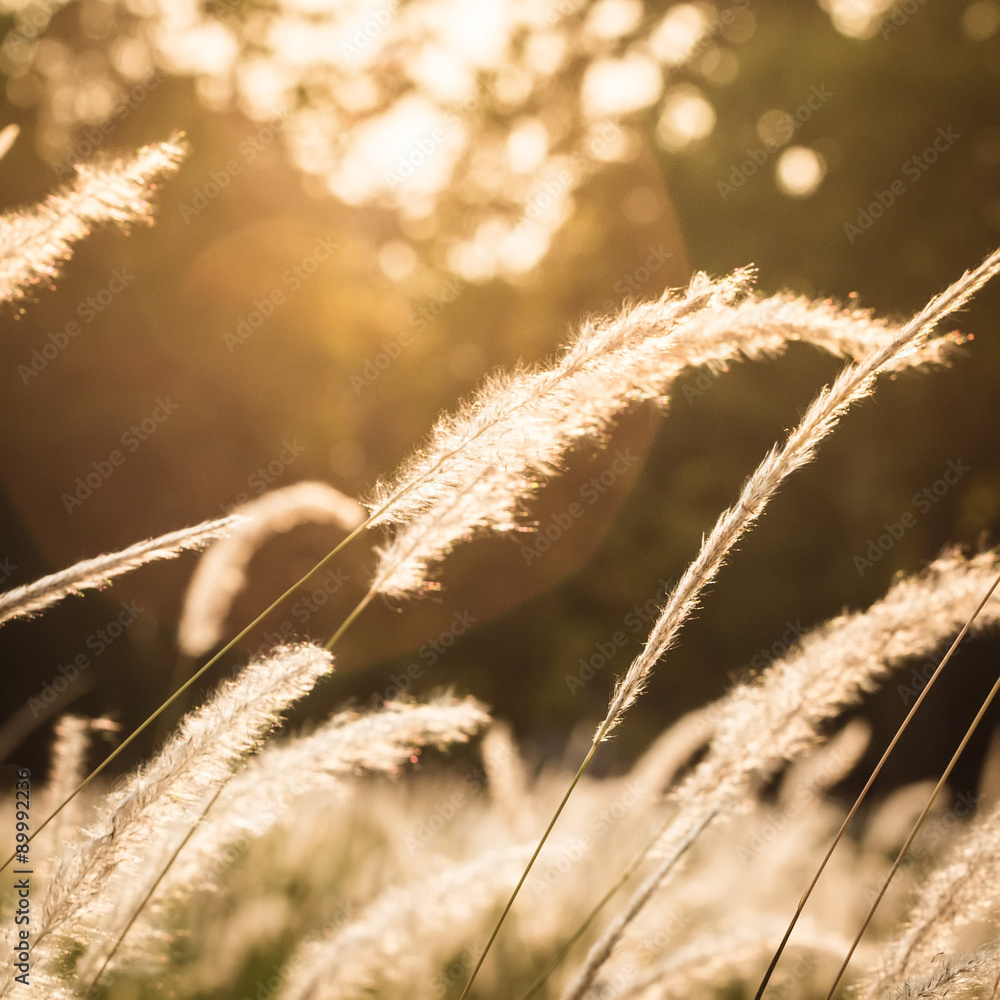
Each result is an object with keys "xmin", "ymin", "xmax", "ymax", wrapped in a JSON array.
[
  {"xmin": 6, "ymin": 133, "xmax": 1000, "ymax": 1000},
  {"xmin": 459, "ymin": 248, "xmax": 1000, "ymax": 997}
]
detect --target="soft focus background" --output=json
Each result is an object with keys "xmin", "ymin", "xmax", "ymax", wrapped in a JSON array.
[{"xmin": 1, "ymin": 0, "xmax": 1000, "ymax": 791}]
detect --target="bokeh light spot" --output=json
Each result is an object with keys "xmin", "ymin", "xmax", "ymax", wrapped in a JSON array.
[
  {"xmin": 584, "ymin": 0, "xmax": 644, "ymax": 40},
  {"xmin": 656, "ymin": 84, "xmax": 716, "ymax": 152},
  {"xmin": 775, "ymin": 145, "xmax": 825, "ymax": 197},
  {"xmin": 378, "ymin": 240, "xmax": 418, "ymax": 283},
  {"xmin": 581, "ymin": 53, "xmax": 662, "ymax": 118},
  {"xmin": 818, "ymin": 0, "xmax": 896, "ymax": 39},
  {"xmin": 963, "ymin": 1, "xmax": 1000, "ymax": 41},
  {"xmin": 649, "ymin": 4, "xmax": 709, "ymax": 66}
]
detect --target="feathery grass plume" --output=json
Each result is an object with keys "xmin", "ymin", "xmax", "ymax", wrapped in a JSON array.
[
  {"xmin": 0, "ymin": 132, "xmax": 186, "ymax": 305},
  {"xmin": 280, "ymin": 843, "xmax": 543, "ymax": 1000},
  {"xmin": 559, "ymin": 547, "xmax": 1000, "ymax": 1000},
  {"xmin": 862, "ymin": 780, "xmax": 942, "ymax": 858},
  {"xmin": 109, "ymin": 693, "xmax": 491, "ymax": 958},
  {"xmin": 602, "ymin": 247, "xmax": 1000, "ymax": 738},
  {"xmin": 365, "ymin": 270, "xmax": 955, "ymax": 599},
  {"xmin": 681, "ymin": 548, "xmax": 1000, "ymax": 826},
  {"xmin": 0, "ymin": 124, "xmax": 18, "ymax": 164},
  {"xmin": 558, "ymin": 805, "xmax": 721, "ymax": 1000},
  {"xmin": 178, "ymin": 482, "xmax": 367, "ymax": 657},
  {"xmin": 627, "ymin": 705, "xmax": 715, "ymax": 795},
  {"xmin": 863, "ymin": 799, "xmax": 1000, "ymax": 1000},
  {"xmin": 481, "ymin": 723, "xmax": 532, "ymax": 833},
  {"xmin": 462, "ymin": 251, "xmax": 1000, "ymax": 999},
  {"xmin": 0, "ymin": 514, "xmax": 242, "ymax": 626},
  {"xmin": 614, "ymin": 919, "xmax": 858, "ymax": 1000},
  {"xmin": 885, "ymin": 942, "xmax": 1000, "ymax": 1000},
  {"xmin": 778, "ymin": 717, "xmax": 872, "ymax": 803},
  {"xmin": 20, "ymin": 643, "xmax": 332, "ymax": 992},
  {"xmin": 36, "ymin": 715, "xmax": 95, "ymax": 876}
]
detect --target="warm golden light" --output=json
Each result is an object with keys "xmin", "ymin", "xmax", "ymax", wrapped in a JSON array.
[
  {"xmin": 775, "ymin": 145, "xmax": 826, "ymax": 197},
  {"xmin": 581, "ymin": 53, "xmax": 663, "ymax": 118},
  {"xmin": 649, "ymin": 3, "xmax": 709, "ymax": 66},
  {"xmin": 656, "ymin": 83, "xmax": 716, "ymax": 151},
  {"xmin": 818, "ymin": 0, "xmax": 896, "ymax": 39}
]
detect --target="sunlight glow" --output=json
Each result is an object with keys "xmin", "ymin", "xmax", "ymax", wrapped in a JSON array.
[
  {"xmin": 656, "ymin": 84, "xmax": 716, "ymax": 151},
  {"xmin": 649, "ymin": 4, "xmax": 709, "ymax": 66},
  {"xmin": 581, "ymin": 53, "xmax": 662, "ymax": 118},
  {"xmin": 379, "ymin": 239, "xmax": 419, "ymax": 282},
  {"xmin": 775, "ymin": 145, "xmax": 826, "ymax": 197},
  {"xmin": 818, "ymin": 0, "xmax": 896, "ymax": 39},
  {"xmin": 506, "ymin": 118, "xmax": 549, "ymax": 174},
  {"xmin": 584, "ymin": 0, "xmax": 644, "ymax": 40},
  {"xmin": 16, "ymin": 0, "xmax": 751, "ymax": 283},
  {"xmin": 324, "ymin": 94, "xmax": 462, "ymax": 205}
]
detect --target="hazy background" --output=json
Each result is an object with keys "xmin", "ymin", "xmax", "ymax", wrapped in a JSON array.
[{"xmin": 1, "ymin": 0, "xmax": 999, "ymax": 794}]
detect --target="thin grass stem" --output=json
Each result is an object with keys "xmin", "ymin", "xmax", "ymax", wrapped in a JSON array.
[
  {"xmin": 0, "ymin": 519, "xmax": 369, "ymax": 876},
  {"xmin": 823, "ymin": 660, "xmax": 1000, "ymax": 1000},
  {"xmin": 753, "ymin": 565, "xmax": 1000, "ymax": 1000},
  {"xmin": 83, "ymin": 783, "xmax": 227, "ymax": 998},
  {"xmin": 518, "ymin": 812, "xmax": 676, "ymax": 1000},
  {"xmin": 459, "ymin": 730, "xmax": 606, "ymax": 1000}
]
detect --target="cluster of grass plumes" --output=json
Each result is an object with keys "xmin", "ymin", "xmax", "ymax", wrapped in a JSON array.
[
  {"xmin": 3, "ymin": 135, "xmax": 1000, "ymax": 1000},
  {"xmin": 4, "ymin": 581, "xmax": 1000, "ymax": 1000}
]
